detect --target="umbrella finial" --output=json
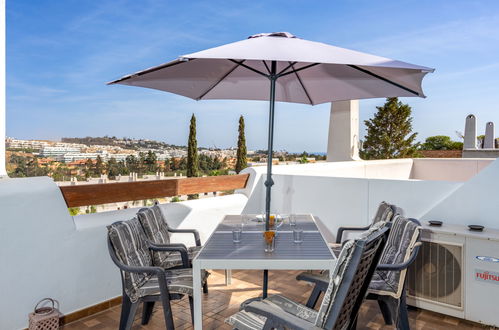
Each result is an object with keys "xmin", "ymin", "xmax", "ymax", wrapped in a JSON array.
[{"xmin": 248, "ymin": 32, "xmax": 297, "ymax": 39}]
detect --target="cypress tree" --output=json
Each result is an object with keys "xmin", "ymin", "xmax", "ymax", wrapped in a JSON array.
[
  {"xmin": 187, "ymin": 114, "xmax": 199, "ymax": 199},
  {"xmin": 235, "ymin": 115, "xmax": 248, "ymax": 174},
  {"xmin": 360, "ymin": 97, "xmax": 418, "ymax": 160}
]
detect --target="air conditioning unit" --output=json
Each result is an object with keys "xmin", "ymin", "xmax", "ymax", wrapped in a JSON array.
[{"xmin": 406, "ymin": 224, "xmax": 499, "ymax": 327}]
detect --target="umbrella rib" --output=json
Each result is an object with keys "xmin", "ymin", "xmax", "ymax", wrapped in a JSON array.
[
  {"xmin": 290, "ymin": 63, "xmax": 313, "ymax": 105},
  {"xmin": 196, "ymin": 60, "xmax": 243, "ymax": 100},
  {"xmin": 278, "ymin": 63, "xmax": 320, "ymax": 78},
  {"xmin": 348, "ymin": 65, "xmax": 420, "ymax": 96},
  {"xmin": 107, "ymin": 58, "xmax": 189, "ymax": 85},
  {"xmin": 229, "ymin": 59, "xmax": 269, "ymax": 78},
  {"xmin": 277, "ymin": 62, "xmax": 298, "ymax": 76},
  {"xmin": 262, "ymin": 61, "xmax": 271, "ymax": 74}
]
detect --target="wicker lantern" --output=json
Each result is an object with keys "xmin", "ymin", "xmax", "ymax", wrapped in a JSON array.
[{"xmin": 29, "ymin": 298, "xmax": 60, "ymax": 330}]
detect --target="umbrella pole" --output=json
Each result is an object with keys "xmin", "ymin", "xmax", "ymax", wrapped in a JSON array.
[
  {"xmin": 264, "ymin": 61, "xmax": 277, "ymax": 231},
  {"xmin": 262, "ymin": 61, "xmax": 277, "ymax": 299}
]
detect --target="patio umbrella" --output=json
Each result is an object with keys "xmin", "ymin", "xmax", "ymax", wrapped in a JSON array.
[
  {"xmin": 108, "ymin": 32, "xmax": 433, "ymax": 296},
  {"xmin": 109, "ymin": 32, "xmax": 433, "ymax": 228}
]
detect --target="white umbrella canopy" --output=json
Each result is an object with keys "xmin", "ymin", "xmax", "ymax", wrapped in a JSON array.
[
  {"xmin": 108, "ymin": 31, "xmax": 434, "ymax": 231},
  {"xmin": 108, "ymin": 32, "xmax": 433, "ymax": 105}
]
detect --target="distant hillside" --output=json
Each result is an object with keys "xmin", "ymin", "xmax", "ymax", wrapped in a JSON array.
[
  {"xmin": 61, "ymin": 136, "xmax": 186, "ymax": 150},
  {"xmin": 62, "ymin": 136, "xmax": 120, "ymax": 146}
]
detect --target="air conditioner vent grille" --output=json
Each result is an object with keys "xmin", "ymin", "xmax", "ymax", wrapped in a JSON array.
[{"xmin": 407, "ymin": 241, "xmax": 463, "ymax": 308}]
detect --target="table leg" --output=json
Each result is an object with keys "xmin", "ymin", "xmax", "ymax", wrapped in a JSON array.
[
  {"xmin": 225, "ymin": 269, "xmax": 232, "ymax": 285},
  {"xmin": 193, "ymin": 260, "xmax": 203, "ymax": 330},
  {"xmin": 263, "ymin": 269, "xmax": 268, "ymax": 298}
]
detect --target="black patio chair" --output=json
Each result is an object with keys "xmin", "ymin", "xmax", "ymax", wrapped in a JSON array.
[
  {"xmin": 332, "ymin": 201, "xmax": 402, "ymax": 247},
  {"xmin": 107, "ymin": 217, "xmax": 208, "ymax": 330},
  {"xmin": 365, "ymin": 217, "xmax": 422, "ymax": 330},
  {"xmin": 298, "ymin": 216, "xmax": 422, "ymax": 330},
  {"xmin": 225, "ymin": 221, "xmax": 390, "ymax": 330},
  {"xmin": 137, "ymin": 205, "xmax": 209, "ymax": 293}
]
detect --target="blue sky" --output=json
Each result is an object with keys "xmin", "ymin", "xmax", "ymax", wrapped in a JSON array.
[{"xmin": 6, "ymin": 0, "xmax": 499, "ymax": 152}]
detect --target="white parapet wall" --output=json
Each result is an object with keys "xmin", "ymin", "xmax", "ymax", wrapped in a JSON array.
[{"xmin": 239, "ymin": 158, "xmax": 497, "ymax": 241}]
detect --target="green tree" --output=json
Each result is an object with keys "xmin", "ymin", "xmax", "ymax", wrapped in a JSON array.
[
  {"xmin": 477, "ymin": 135, "xmax": 485, "ymax": 149},
  {"xmin": 83, "ymin": 159, "xmax": 93, "ymax": 179},
  {"xmin": 68, "ymin": 207, "xmax": 80, "ymax": 216},
  {"xmin": 137, "ymin": 152, "xmax": 147, "ymax": 177},
  {"xmin": 360, "ymin": 97, "xmax": 418, "ymax": 159},
  {"xmin": 235, "ymin": 115, "xmax": 248, "ymax": 174},
  {"xmin": 421, "ymin": 135, "xmax": 463, "ymax": 150},
  {"xmin": 144, "ymin": 151, "xmax": 158, "ymax": 173},
  {"xmin": 94, "ymin": 156, "xmax": 105, "ymax": 176},
  {"xmin": 187, "ymin": 114, "xmax": 199, "ymax": 199},
  {"xmin": 107, "ymin": 157, "xmax": 120, "ymax": 180},
  {"xmin": 126, "ymin": 155, "xmax": 139, "ymax": 173}
]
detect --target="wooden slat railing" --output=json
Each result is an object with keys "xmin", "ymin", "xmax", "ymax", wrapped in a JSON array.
[{"xmin": 60, "ymin": 174, "xmax": 250, "ymax": 208}]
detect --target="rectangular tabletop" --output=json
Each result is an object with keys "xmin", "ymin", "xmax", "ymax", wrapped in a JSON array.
[{"xmin": 192, "ymin": 214, "xmax": 335, "ymax": 329}]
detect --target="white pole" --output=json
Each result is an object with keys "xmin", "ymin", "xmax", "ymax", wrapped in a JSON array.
[
  {"xmin": 0, "ymin": 0, "xmax": 6, "ymax": 177},
  {"xmin": 326, "ymin": 100, "xmax": 361, "ymax": 162},
  {"xmin": 463, "ymin": 114, "xmax": 477, "ymax": 149}
]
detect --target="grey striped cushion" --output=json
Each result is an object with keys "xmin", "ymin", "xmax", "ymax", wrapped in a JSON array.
[
  {"xmin": 160, "ymin": 246, "xmax": 202, "ymax": 268},
  {"xmin": 225, "ymin": 294, "xmax": 318, "ymax": 330},
  {"xmin": 138, "ymin": 206, "xmax": 204, "ymax": 269},
  {"xmin": 137, "ymin": 206, "xmax": 173, "ymax": 266},
  {"xmin": 373, "ymin": 201, "xmax": 394, "ymax": 223},
  {"xmin": 138, "ymin": 268, "xmax": 210, "ymax": 298},
  {"xmin": 316, "ymin": 221, "xmax": 387, "ymax": 328},
  {"xmin": 137, "ymin": 206, "xmax": 171, "ymax": 245},
  {"xmin": 315, "ymin": 239, "xmax": 356, "ymax": 328},
  {"xmin": 369, "ymin": 216, "xmax": 420, "ymax": 298},
  {"xmin": 225, "ymin": 238, "xmax": 361, "ymax": 330},
  {"xmin": 107, "ymin": 218, "xmax": 153, "ymax": 303},
  {"xmin": 225, "ymin": 310, "xmax": 266, "ymax": 330}
]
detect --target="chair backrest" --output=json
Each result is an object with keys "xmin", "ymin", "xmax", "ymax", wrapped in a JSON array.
[
  {"xmin": 137, "ymin": 205, "xmax": 170, "ymax": 244},
  {"xmin": 107, "ymin": 217, "xmax": 153, "ymax": 302},
  {"xmin": 371, "ymin": 216, "xmax": 421, "ymax": 298},
  {"xmin": 137, "ymin": 205, "xmax": 173, "ymax": 266},
  {"xmin": 372, "ymin": 201, "xmax": 403, "ymax": 224},
  {"xmin": 316, "ymin": 221, "xmax": 389, "ymax": 329}
]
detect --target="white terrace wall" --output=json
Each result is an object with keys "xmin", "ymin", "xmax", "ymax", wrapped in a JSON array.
[
  {"xmin": 0, "ymin": 177, "xmax": 247, "ymax": 330},
  {"xmin": 422, "ymin": 158, "xmax": 499, "ymax": 226},
  {"xmin": 241, "ymin": 170, "xmax": 461, "ymax": 242},
  {"xmin": 411, "ymin": 158, "xmax": 493, "ymax": 181},
  {"xmin": 239, "ymin": 158, "xmax": 496, "ymax": 241},
  {"xmin": 0, "ymin": 177, "xmax": 120, "ymax": 330}
]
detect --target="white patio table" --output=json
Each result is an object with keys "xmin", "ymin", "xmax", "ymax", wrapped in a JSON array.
[{"xmin": 192, "ymin": 214, "xmax": 336, "ymax": 329}]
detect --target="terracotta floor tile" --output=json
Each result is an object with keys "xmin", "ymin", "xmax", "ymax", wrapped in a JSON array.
[{"xmin": 62, "ymin": 270, "xmax": 489, "ymax": 329}]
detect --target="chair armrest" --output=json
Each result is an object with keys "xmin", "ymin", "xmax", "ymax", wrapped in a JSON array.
[
  {"xmin": 336, "ymin": 225, "xmax": 370, "ymax": 243},
  {"xmin": 296, "ymin": 272, "xmax": 329, "ymax": 291},
  {"xmin": 148, "ymin": 242, "xmax": 189, "ymax": 268},
  {"xmin": 377, "ymin": 243, "xmax": 421, "ymax": 271},
  {"xmin": 244, "ymin": 301, "xmax": 321, "ymax": 330},
  {"xmin": 107, "ymin": 239, "xmax": 166, "ymax": 275},
  {"xmin": 168, "ymin": 228, "xmax": 201, "ymax": 246}
]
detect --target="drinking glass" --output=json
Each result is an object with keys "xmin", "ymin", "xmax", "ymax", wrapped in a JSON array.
[
  {"xmin": 232, "ymin": 228, "xmax": 242, "ymax": 243},
  {"xmin": 263, "ymin": 230, "xmax": 276, "ymax": 253},
  {"xmin": 293, "ymin": 228, "xmax": 303, "ymax": 244},
  {"xmin": 264, "ymin": 237, "xmax": 275, "ymax": 252},
  {"xmin": 289, "ymin": 215, "xmax": 297, "ymax": 226},
  {"xmin": 241, "ymin": 214, "xmax": 251, "ymax": 228}
]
